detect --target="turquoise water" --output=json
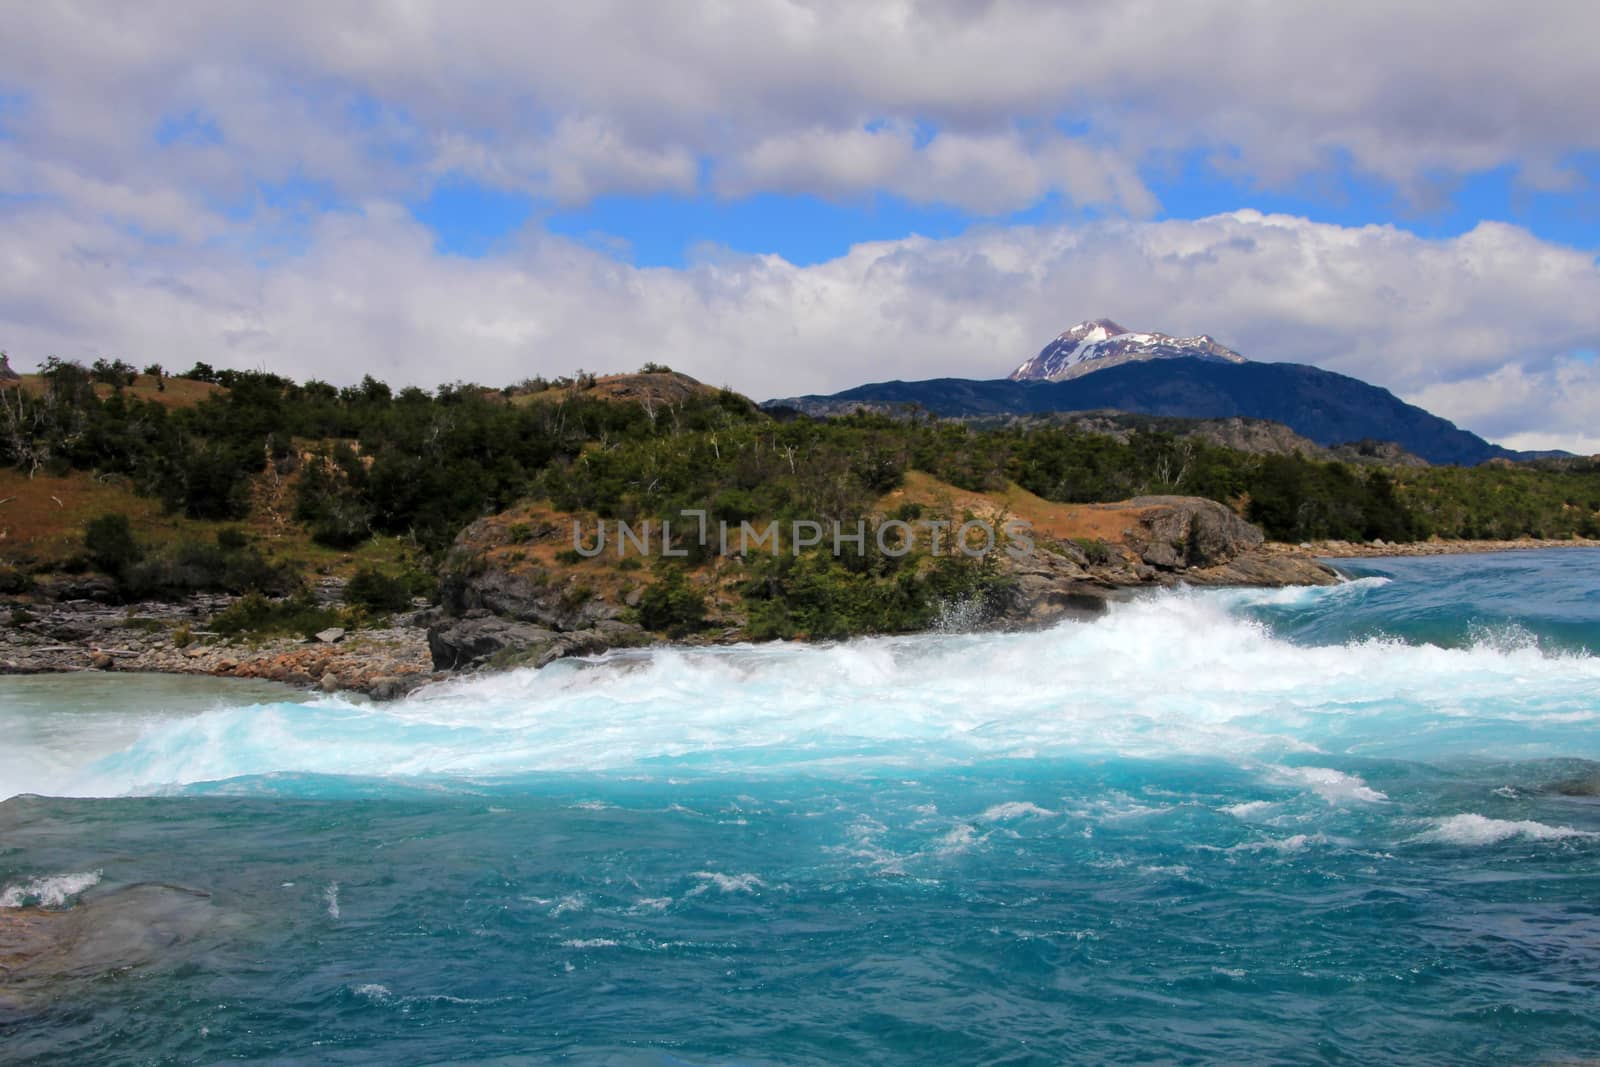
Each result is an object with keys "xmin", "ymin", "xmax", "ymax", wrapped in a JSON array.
[{"xmin": 3, "ymin": 549, "xmax": 1600, "ymax": 1064}]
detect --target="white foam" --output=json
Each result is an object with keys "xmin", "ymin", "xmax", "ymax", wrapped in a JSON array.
[
  {"xmin": 688, "ymin": 872, "xmax": 764, "ymax": 895},
  {"xmin": 979, "ymin": 801, "xmax": 1056, "ymax": 821},
  {"xmin": 1414, "ymin": 813, "xmax": 1600, "ymax": 846},
  {"xmin": 0, "ymin": 869, "xmax": 103, "ymax": 908},
  {"xmin": 1267, "ymin": 766, "xmax": 1389, "ymax": 804},
  {"xmin": 323, "ymin": 881, "xmax": 341, "ymax": 919},
  {"xmin": 1217, "ymin": 833, "xmax": 1327, "ymax": 854},
  {"xmin": 9, "ymin": 588, "xmax": 1600, "ymax": 797},
  {"xmin": 1220, "ymin": 801, "xmax": 1276, "ymax": 819}
]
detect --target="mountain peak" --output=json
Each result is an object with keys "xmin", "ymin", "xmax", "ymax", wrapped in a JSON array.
[
  {"xmin": 1012, "ymin": 320, "xmax": 1246, "ymax": 382},
  {"xmin": 1058, "ymin": 319, "xmax": 1132, "ymax": 343}
]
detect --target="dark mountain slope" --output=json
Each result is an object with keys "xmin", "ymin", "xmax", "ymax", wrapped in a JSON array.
[{"xmin": 766, "ymin": 359, "xmax": 1515, "ymax": 466}]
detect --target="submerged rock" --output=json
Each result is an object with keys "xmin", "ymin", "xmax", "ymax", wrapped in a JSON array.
[
  {"xmin": 0, "ymin": 883, "xmax": 222, "ymax": 1020},
  {"xmin": 1551, "ymin": 772, "xmax": 1600, "ymax": 797}
]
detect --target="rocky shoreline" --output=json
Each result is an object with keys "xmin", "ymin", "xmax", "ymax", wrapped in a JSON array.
[
  {"xmin": 33, "ymin": 495, "xmax": 1575, "ymax": 697},
  {"xmin": 0, "ymin": 579, "xmax": 439, "ymax": 699},
  {"xmin": 1268, "ymin": 535, "xmax": 1600, "ymax": 559}
]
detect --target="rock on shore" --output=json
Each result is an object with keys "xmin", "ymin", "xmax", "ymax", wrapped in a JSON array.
[{"xmin": 0, "ymin": 586, "xmax": 436, "ymax": 698}]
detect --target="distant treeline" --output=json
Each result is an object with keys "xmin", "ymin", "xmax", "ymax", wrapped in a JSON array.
[{"xmin": 4, "ymin": 360, "xmax": 1598, "ymax": 556}]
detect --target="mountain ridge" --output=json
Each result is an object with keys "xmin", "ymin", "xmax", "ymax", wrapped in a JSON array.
[{"xmin": 766, "ymin": 358, "xmax": 1525, "ymax": 466}]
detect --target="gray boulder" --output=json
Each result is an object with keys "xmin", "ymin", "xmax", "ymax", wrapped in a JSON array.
[
  {"xmin": 426, "ymin": 614, "xmax": 645, "ymax": 671},
  {"xmin": 1125, "ymin": 496, "xmax": 1264, "ymax": 569}
]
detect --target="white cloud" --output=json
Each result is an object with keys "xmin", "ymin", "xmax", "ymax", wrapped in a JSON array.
[
  {"xmin": 3, "ymin": 2, "xmax": 1598, "ymax": 213},
  {"xmin": 2, "ymin": 3, "xmax": 1598, "ymax": 453},
  {"xmin": 719, "ymin": 126, "xmax": 1155, "ymax": 215},
  {"xmin": 2, "ymin": 202, "xmax": 1597, "ymax": 451}
]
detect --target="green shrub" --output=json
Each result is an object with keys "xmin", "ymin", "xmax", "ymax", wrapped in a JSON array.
[
  {"xmin": 345, "ymin": 566, "xmax": 413, "ymax": 613},
  {"xmin": 120, "ymin": 539, "xmax": 295, "ymax": 600},
  {"xmin": 1071, "ymin": 537, "xmax": 1116, "ymax": 566},
  {"xmin": 216, "ymin": 527, "xmax": 250, "ymax": 551},
  {"xmin": 84, "ymin": 513, "xmax": 144, "ymax": 576},
  {"xmin": 211, "ymin": 592, "xmax": 345, "ymax": 640},
  {"xmin": 637, "ymin": 570, "xmax": 708, "ymax": 635}
]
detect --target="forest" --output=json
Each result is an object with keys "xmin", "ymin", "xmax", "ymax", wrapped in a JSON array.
[{"xmin": 3, "ymin": 359, "xmax": 1598, "ymax": 608}]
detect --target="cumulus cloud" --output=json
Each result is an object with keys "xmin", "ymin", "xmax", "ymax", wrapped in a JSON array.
[
  {"xmin": 1, "ymin": 3, "xmax": 1598, "ymax": 451},
  {"xmin": 3, "ymin": 2, "xmax": 1599, "ymax": 213},
  {"xmin": 2, "ymin": 200, "xmax": 1597, "ymax": 450},
  {"xmin": 718, "ymin": 125, "xmax": 1155, "ymax": 215}
]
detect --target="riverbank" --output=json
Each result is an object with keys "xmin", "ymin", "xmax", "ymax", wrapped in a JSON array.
[
  {"xmin": 0, "ymin": 590, "xmax": 437, "ymax": 698},
  {"xmin": 5, "ymin": 493, "xmax": 1335, "ymax": 694},
  {"xmin": 12, "ymin": 523, "xmax": 1587, "ymax": 696},
  {"xmin": 1267, "ymin": 535, "xmax": 1600, "ymax": 558}
]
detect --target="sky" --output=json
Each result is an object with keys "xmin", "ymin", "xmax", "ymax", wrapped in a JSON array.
[{"xmin": 1, "ymin": 2, "xmax": 1598, "ymax": 452}]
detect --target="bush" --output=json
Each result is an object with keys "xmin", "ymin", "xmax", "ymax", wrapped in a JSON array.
[
  {"xmin": 310, "ymin": 500, "xmax": 373, "ymax": 548},
  {"xmin": 1070, "ymin": 537, "xmax": 1116, "ymax": 566},
  {"xmin": 211, "ymin": 591, "xmax": 344, "ymax": 640},
  {"xmin": 345, "ymin": 566, "xmax": 412, "ymax": 613},
  {"xmin": 90, "ymin": 358, "xmax": 138, "ymax": 387},
  {"xmin": 119, "ymin": 539, "xmax": 295, "ymax": 600},
  {"xmin": 84, "ymin": 513, "xmax": 144, "ymax": 576},
  {"xmin": 637, "ymin": 569, "xmax": 708, "ymax": 635}
]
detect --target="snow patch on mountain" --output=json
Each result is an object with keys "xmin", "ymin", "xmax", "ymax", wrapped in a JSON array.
[{"xmin": 1011, "ymin": 319, "xmax": 1247, "ymax": 382}]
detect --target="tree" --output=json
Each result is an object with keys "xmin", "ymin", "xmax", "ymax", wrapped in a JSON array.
[{"xmin": 90, "ymin": 358, "xmax": 138, "ymax": 387}]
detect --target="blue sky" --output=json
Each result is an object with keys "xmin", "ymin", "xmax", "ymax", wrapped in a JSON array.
[
  {"xmin": 414, "ymin": 153, "xmax": 1600, "ymax": 269},
  {"xmin": 1, "ymin": 3, "xmax": 1598, "ymax": 450}
]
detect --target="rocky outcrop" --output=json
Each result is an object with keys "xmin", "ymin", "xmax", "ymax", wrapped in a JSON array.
[
  {"xmin": 442, "ymin": 551, "xmax": 624, "ymax": 631},
  {"xmin": 1121, "ymin": 495, "xmax": 1263, "ymax": 568},
  {"xmin": 429, "ymin": 525, "xmax": 647, "ymax": 670},
  {"xmin": 992, "ymin": 495, "xmax": 1338, "ymax": 626},
  {"xmin": 426, "ymin": 612, "xmax": 644, "ymax": 671}
]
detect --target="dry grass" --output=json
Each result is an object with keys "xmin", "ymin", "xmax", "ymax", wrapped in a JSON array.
[
  {"xmin": 882, "ymin": 470, "xmax": 1154, "ymax": 544},
  {"xmin": 2, "ymin": 374, "xmax": 223, "ymax": 410},
  {"xmin": 0, "ymin": 472, "xmax": 168, "ymax": 565},
  {"xmin": 509, "ymin": 371, "xmax": 718, "ymax": 409},
  {"xmin": 0, "ymin": 466, "xmax": 416, "ymax": 578}
]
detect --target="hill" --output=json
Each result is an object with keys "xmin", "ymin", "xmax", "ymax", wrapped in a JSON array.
[{"xmin": 766, "ymin": 358, "xmax": 1518, "ymax": 466}]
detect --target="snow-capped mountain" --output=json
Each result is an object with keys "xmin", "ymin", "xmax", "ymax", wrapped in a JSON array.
[{"xmin": 1010, "ymin": 319, "xmax": 1247, "ymax": 382}]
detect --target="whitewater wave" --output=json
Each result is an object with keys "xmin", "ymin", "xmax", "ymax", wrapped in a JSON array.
[
  {"xmin": 1413, "ymin": 814, "xmax": 1600, "ymax": 846},
  {"xmin": 3, "ymin": 587, "xmax": 1598, "ymax": 799}
]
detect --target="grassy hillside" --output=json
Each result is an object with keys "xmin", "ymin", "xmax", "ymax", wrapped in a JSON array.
[{"xmin": 3, "ymin": 360, "xmax": 1598, "ymax": 634}]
